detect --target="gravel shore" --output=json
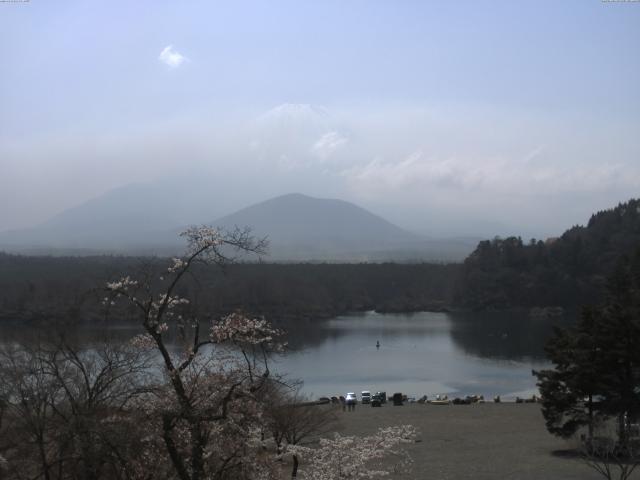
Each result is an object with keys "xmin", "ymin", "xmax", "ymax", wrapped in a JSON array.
[{"xmin": 331, "ymin": 402, "xmax": 627, "ymax": 480}]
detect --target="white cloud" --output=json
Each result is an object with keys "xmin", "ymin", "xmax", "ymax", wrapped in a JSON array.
[
  {"xmin": 159, "ymin": 45, "xmax": 187, "ymax": 68},
  {"xmin": 311, "ymin": 131, "xmax": 348, "ymax": 160},
  {"xmin": 342, "ymin": 148, "xmax": 640, "ymax": 200},
  {"xmin": 341, "ymin": 151, "xmax": 470, "ymax": 192}
]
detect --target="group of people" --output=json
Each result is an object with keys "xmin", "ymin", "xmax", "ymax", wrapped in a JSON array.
[{"xmin": 338, "ymin": 396, "xmax": 357, "ymax": 411}]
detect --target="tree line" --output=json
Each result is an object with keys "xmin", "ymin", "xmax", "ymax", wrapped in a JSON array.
[
  {"xmin": 455, "ymin": 199, "xmax": 640, "ymax": 310},
  {"xmin": 0, "ymin": 254, "xmax": 459, "ymax": 326}
]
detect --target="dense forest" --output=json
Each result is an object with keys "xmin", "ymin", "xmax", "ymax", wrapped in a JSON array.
[
  {"xmin": 454, "ymin": 198, "xmax": 640, "ymax": 310},
  {"xmin": 1, "ymin": 198, "xmax": 639, "ymax": 323},
  {"xmin": 0, "ymin": 255, "xmax": 459, "ymax": 326}
]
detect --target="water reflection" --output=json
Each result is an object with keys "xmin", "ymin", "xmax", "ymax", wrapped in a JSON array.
[
  {"xmin": 448, "ymin": 310, "xmax": 574, "ymax": 361},
  {"xmin": 0, "ymin": 310, "xmax": 575, "ymax": 400},
  {"xmin": 273, "ymin": 311, "xmax": 575, "ymax": 400}
]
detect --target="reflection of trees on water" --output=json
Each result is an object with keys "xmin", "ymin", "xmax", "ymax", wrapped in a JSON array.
[
  {"xmin": 448, "ymin": 310, "xmax": 577, "ymax": 361},
  {"xmin": 277, "ymin": 319, "xmax": 333, "ymax": 351},
  {"xmin": 287, "ymin": 311, "xmax": 578, "ymax": 361},
  {"xmin": 0, "ymin": 317, "xmax": 333, "ymax": 353},
  {"xmin": 1, "ymin": 310, "xmax": 579, "ymax": 363},
  {"xmin": 0, "ymin": 318, "xmax": 144, "ymax": 348}
]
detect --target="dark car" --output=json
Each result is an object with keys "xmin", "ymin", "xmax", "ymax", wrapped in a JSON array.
[
  {"xmin": 392, "ymin": 392, "xmax": 403, "ymax": 406},
  {"xmin": 376, "ymin": 391, "xmax": 387, "ymax": 403},
  {"xmin": 371, "ymin": 394, "xmax": 382, "ymax": 407}
]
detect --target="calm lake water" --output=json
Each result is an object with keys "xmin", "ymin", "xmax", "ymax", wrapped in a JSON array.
[
  {"xmin": 274, "ymin": 310, "xmax": 571, "ymax": 400},
  {"xmin": 0, "ymin": 310, "xmax": 572, "ymax": 401}
]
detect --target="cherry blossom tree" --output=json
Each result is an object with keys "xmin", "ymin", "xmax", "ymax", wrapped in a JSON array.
[
  {"xmin": 288, "ymin": 425, "xmax": 417, "ymax": 480},
  {"xmin": 104, "ymin": 226, "xmax": 285, "ymax": 480},
  {"xmin": 262, "ymin": 385, "xmax": 338, "ymax": 478}
]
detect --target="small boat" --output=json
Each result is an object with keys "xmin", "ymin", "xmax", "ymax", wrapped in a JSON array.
[
  {"xmin": 428, "ymin": 394, "xmax": 450, "ymax": 405},
  {"xmin": 428, "ymin": 399, "xmax": 450, "ymax": 405}
]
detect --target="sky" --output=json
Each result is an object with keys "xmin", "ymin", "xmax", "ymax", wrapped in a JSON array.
[{"xmin": 1, "ymin": 0, "xmax": 639, "ymax": 238}]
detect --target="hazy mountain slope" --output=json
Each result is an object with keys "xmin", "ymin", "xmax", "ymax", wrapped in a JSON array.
[
  {"xmin": 210, "ymin": 193, "xmax": 478, "ymax": 261},
  {"xmin": 213, "ymin": 193, "xmax": 418, "ymax": 253},
  {"xmin": 0, "ymin": 179, "xmax": 230, "ymax": 251},
  {"xmin": 0, "ymin": 187, "xmax": 476, "ymax": 261}
]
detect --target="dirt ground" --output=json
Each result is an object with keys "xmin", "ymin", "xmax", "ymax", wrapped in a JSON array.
[{"xmin": 320, "ymin": 402, "xmax": 637, "ymax": 480}]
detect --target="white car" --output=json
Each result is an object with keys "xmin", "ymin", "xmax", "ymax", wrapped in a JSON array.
[
  {"xmin": 361, "ymin": 391, "xmax": 371, "ymax": 404},
  {"xmin": 345, "ymin": 392, "xmax": 357, "ymax": 404}
]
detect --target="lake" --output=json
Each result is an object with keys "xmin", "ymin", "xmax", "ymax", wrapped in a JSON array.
[
  {"xmin": 0, "ymin": 310, "xmax": 572, "ymax": 401},
  {"xmin": 274, "ymin": 310, "xmax": 571, "ymax": 400}
]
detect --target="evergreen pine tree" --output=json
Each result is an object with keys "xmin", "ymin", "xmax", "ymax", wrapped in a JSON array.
[
  {"xmin": 535, "ymin": 248, "xmax": 640, "ymax": 445},
  {"xmin": 534, "ymin": 306, "xmax": 602, "ymax": 439}
]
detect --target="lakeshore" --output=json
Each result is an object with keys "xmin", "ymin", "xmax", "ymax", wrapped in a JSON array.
[{"xmin": 322, "ymin": 402, "xmax": 626, "ymax": 480}]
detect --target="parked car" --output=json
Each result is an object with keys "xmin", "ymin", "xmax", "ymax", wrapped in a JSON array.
[
  {"xmin": 361, "ymin": 391, "xmax": 371, "ymax": 404},
  {"xmin": 393, "ymin": 392, "xmax": 403, "ymax": 406},
  {"xmin": 376, "ymin": 391, "xmax": 387, "ymax": 403},
  {"xmin": 345, "ymin": 392, "xmax": 357, "ymax": 405},
  {"xmin": 371, "ymin": 394, "xmax": 382, "ymax": 407}
]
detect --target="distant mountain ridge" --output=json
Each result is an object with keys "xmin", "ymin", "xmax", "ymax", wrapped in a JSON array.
[
  {"xmin": 212, "ymin": 193, "xmax": 419, "ymax": 256},
  {"xmin": 0, "ymin": 179, "xmax": 228, "ymax": 251},
  {"xmin": 0, "ymin": 190, "xmax": 476, "ymax": 261}
]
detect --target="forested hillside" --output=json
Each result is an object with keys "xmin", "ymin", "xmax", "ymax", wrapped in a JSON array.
[
  {"xmin": 0, "ymin": 255, "xmax": 458, "ymax": 325},
  {"xmin": 454, "ymin": 199, "xmax": 640, "ymax": 310}
]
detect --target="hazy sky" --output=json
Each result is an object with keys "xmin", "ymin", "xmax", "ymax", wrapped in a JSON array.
[{"xmin": 1, "ymin": 1, "xmax": 639, "ymax": 237}]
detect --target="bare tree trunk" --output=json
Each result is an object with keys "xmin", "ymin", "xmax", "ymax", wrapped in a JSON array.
[
  {"xmin": 588, "ymin": 394, "xmax": 594, "ymax": 441},
  {"xmin": 162, "ymin": 415, "xmax": 191, "ymax": 480},
  {"xmin": 291, "ymin": 453, "xmax": 299, "ymax": 479},
  {"xmin": 190, "ymin": 424, "xmax": 205, "ymax": 480},
  {"xmin": 618, "ymin": 412, "xmax": 628, "ymax": 449},
  {"xmin": 36, "ymin": 432, "xmax": 52, "ymax": 480}
]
